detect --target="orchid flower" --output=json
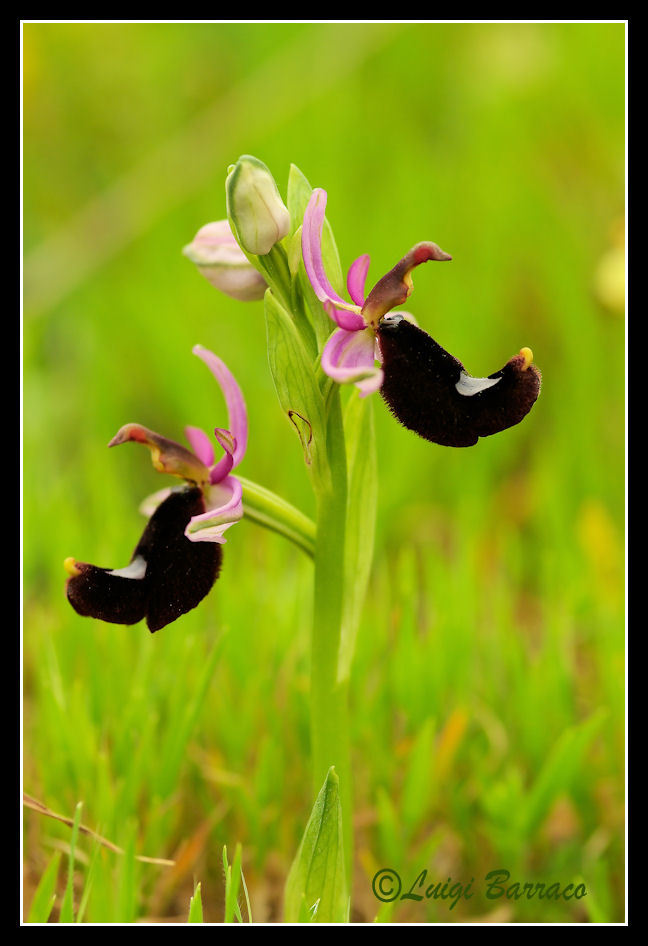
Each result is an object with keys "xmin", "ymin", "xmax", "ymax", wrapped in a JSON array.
[
  {"xmin": 65, "ymin": 345, "xmax": 247, "ymax": 632},
  {"xmin": 302, "ymin": 189, "xmax": 541, "ymax": 447}
]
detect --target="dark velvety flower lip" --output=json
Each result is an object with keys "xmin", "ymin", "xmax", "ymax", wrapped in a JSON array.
[
  {"xmin": 377, "ymin": 316, "xmax": 541, "ymax": 447},
  {"xmin": 66, "ymin": 487, "xmax": 222, "ymax": 632}
]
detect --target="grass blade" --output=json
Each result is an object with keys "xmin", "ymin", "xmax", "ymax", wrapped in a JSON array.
[
  {"xmin": 26, "ymin": 851, "xmax": 61, "ymax": 923},
  {"xmin": 188, "ymin": 882, "xmax": 204, "ymax": 923},
  {"xmin": 58, "ymin": 801, "xmax": 82, "ymax": 922}
]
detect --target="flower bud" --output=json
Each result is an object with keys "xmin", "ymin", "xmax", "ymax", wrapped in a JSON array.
[
  {"xmin": 182, "ymin": 220, "xmax": 268, "ymax": 301},
  {"xmin": 226, "ymin": 155, "xmax": 290, "ymax": 256}
]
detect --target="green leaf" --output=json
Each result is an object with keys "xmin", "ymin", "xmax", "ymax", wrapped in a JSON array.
[
  {"xmin": 115, "ymin": 824, "xmax": 137, "ymax": 923},
  {"xmin": 519, "ymin": 709, "xmax": 607, "ymax": 837},
  {"xmin": 338, "ymin": 392, "xmax": 377, "ymax": 681},
  {"xmin": 27, "ymin": 851, "xmax": 61, "ymax": 923},
  {"xmin": 74, "ymin": 839, "xmax": 101, "ymax": 924},
  {"xmin": 287, "ymin": 163, "xmax": 313, "ymax": 236},
  {"xmin": 375, "ymin": 787, "xmax": 401, "ymax": 868},
  {"xmin": 188, "ymin": 882, "xmax": 204, "ymax": 923},
  {"xmin": 265, "ymin": 288, "xmax": 331, "ymax": 491},
  {"xmin": 223, "ymin": 844, "xmax": 243, "ymax": 923},
  {"xmin": 58, "ymin": 801, "xmax": 82, "ymax": 922},
  {"xmin": 156, "ymin": 638, "xmax": 223, "ymax": 798},
  {"xmin": 284, "ymin": 767, "xmax": 348, "ymax": 923},
  {"xmin": 285, "ymin": 227, "xmax": 318, "ymax": 360},
  {"xmin": 401, "ymin": 717, "xmax": 436, "ymax": 838}
]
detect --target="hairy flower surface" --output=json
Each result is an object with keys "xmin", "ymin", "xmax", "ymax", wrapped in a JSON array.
[
  {"xmin": 302, "ymin": 189, "xmax": 541, "ymax": 445},
  {"xmin": 65, "ymin": 346, "xmax": 248, "ymax": 631}
]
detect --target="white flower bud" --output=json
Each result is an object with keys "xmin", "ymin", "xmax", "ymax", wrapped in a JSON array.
[{"xmin": 182, "ymin": 220, "xmax": 267, "ymax": 302}]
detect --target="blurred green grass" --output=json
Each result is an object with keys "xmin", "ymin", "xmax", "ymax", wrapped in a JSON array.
[{"xmin": 22, "ymin": 22, "xmax": 625, "ymax": 923}]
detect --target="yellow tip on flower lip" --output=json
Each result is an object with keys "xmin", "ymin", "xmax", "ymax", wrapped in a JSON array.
[
  {"xmin": 64, "ymin": 556, "xmax": 81, "ymax": 577},
  {"xmin": 519, "ymin": 347, "xmax": 534, "ymax": 370}
]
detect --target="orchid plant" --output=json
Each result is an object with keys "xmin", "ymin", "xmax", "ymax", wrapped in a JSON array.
[
  {"xmin": 65, "ymin": 155, "xmax": 541, "ymax": 922},
  {"xmin": 65, "ymin": 346, "xmax": 248, "ymax": 631}
]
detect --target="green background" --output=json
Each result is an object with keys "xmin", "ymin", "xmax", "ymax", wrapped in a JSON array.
[{"xmin": 23, "ymin": 22, "xmax": 625, "ymax": 923}]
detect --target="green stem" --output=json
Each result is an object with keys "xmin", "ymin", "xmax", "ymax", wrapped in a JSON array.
[
  {"xmin": 250, "ymin": 219, "xmax": 355, "ymax": 898},
  {"xmin": 239, "ymin": 475, "xmax": 315, "ymax": 558},
  {"xmin": 256, "ymin": 244, "xmax": 293, "ymax": 313},
  {"xmin": 310, "ymin": 389, "xmax": 353, "ymax": 885}
]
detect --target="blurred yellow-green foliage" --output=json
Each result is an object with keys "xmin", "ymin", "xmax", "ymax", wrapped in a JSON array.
[{"xmin": 23, "ymin": 22, "xmax": 625, "ymax": 923}]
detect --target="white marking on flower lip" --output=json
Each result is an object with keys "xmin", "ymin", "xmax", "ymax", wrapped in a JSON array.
[
  {"xmin": 455, "ymin": 372, "xmax": 501, "ymax": 397},
  {"xmin": 108, "ymin": 556, "xmax": 147, "ymax": 580}
]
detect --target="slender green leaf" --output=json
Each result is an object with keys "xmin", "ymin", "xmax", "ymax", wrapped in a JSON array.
[
  {"xmin": 284, "ymin": 767, "xmax": 348, "ymax": 923},
  {"xmin": 375, "ymin": 787, "xmax": 402, "ymax": 868},
  {"xmin": 520, "ymin": 709, "xmax": 607, "ymax": 836},
  {"xmin": 373, "ymin": 901, "xmax": 396, "ymax": 923},
  {"xmin": 287, "ymin": 163, "xmax": 313, "ymax": 236},
  {"xmin": 156, "ymin": 639, "xmax": 223, "ymax": 798},
  {"xmin": 27, "ymin": 851, "xmax": 61, "ymax": 923},
  {"xmin": 74, "ymin": 839, "xmax": 101, "ymax": 924},
  {"xmin": 58, "ymin": 801, "xmax": 83, "ymax": 922},
  {"xmin": 188, "ymin": 882, "xmax": 204, "ymax": 923},
  {"xmin": 223, "ymin": 843, "xmax": 244, "ymax": 923},
  {"xmin": 115, "ymin": 825, "xmax": 137, "ymax": 923},
  {"xmin": 401, "ymin": 717, "xmax": 436, "ymax": 838},
  {"xmin": 240, "ymin": 863, "xmax": 253, "ymax": 924}
]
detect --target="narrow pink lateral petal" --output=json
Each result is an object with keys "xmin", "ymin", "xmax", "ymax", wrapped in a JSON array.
[
  {"xmin": 193, "ymin": 346, "xmax": 248, "ymax": 468},
  {"xmin": 347, "ymin": 254, "xmax": 370, "ymax": 307},
  {"xmin": 185, "ymin": 476, "xmax": 243, "ymax": 544},
  {"xmin": 209, "ymin": 428, "xmax": 236, "ymax": 484},
  {"xmin": 323, "ymin": 299, "xmax": 365, "ymax": 332},
  {"xmin": 185, "ymin": 425, "xmax": 215, "ymax": 468},
  {"xmin": 321, "ymin": 327, "xmax": 384, "ymax": 397},
  {"xmin": 302, "ymin": 189, "xmax": 348, "ymax": 307}
]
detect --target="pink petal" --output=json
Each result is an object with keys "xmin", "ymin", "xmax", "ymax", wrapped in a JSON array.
[
  {"xmin": 346, "ymin": 254, "xmax": 370, "ymax": 307},
  {"xmin": 209, "ymin": 428, "xmax": 236, "ymax": 484},
  {"xmin": 323, "ymin": 299, "xmax": 366, "ymax": 332},
  {"xmin": 192, "ymin": 346, "xmax": 248, "ymax": 469},
  {"xmin": 321, "ymin": 327, "xmax": 384, "ymax": 398},
  {"xmin": 185, "ymin": 476, "xmax": 244, "ymax": 544},
  {"xmin": 191, "ymin": 219, "xmax": 238, "ymax": 249},
  {"xmin": 302, "ymin": 189, "xmax": 348, "ymax": 306},
  {"xmin": 185, "ymin": 425, "xmax": 215, "ymax": 468}
]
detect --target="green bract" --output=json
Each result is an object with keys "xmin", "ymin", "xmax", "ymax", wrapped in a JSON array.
[
  {"xmin": 284, "ymin": 767, "xmax": 349, "ymax": 923},
  {"xmin": 264, "ymin": 288, "xmax": 331, "ymax": 493}
]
